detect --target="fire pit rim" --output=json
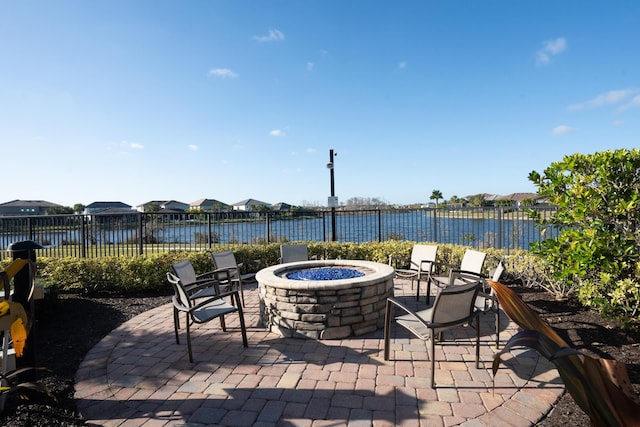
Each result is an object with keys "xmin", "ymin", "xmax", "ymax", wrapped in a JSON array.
[{"xmin": 255, "ymin": 259, "xmax": 394, "ymax": 290}]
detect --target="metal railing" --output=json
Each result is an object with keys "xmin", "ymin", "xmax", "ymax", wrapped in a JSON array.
[{"xmin": 0, "ymin": 207, "xmax": 557, "ymax": 259}]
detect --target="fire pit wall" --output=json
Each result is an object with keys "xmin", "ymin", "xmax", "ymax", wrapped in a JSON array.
[{"xmin": 256, "ymin": 260, "xmax": 395, "ymax": 339}]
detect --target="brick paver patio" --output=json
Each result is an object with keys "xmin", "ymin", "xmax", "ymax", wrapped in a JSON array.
[{"xmin": 75, "ymin": 277, "xmax": 564, "ymax": 426}]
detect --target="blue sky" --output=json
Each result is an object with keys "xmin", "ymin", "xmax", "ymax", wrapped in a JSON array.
[{"xmin": 1, "ymin": 1, "xmax": 638, "ymax": 208}]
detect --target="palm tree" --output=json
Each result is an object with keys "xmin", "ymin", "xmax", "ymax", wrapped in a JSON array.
[{"xmin": 430, "ymin": 190, "xmax": 443, "ymax": 208}]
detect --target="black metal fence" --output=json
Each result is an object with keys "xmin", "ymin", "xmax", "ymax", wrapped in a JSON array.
[{"xmin": 0, "ymin": 207, "xmax": 557, "ymax": 259}]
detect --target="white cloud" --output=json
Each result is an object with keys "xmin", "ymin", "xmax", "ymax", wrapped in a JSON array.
[
  {"xmin": 612, "ymin": 120, "xmax": 624, "ymax": 127},
  {"xmin": 568, "ymin": 89, "xmax": 640, "ymax": 111},
  {"xmin": 307, "ymin": 62, "xmax": 314, "ymax": 72},
  {"xmin": 398, "ymin": 61, "xmax": 407, "ymax": 69},
  {"xmin": 121, "ymin": 141, "xmax": 144, "ymax": 149},
  {"xmin": 188, "ymin": 144, "xmax": 199, "ymax": 151},
  {"xmin": 306, "ymin": 148, "xmax": 317, "ymax": 153},
  {"xmin": 536, "ymin": 37, "xmax": 567, "ymax": 65},
  {"xmin": 269, "ymin": 129, "xmax": 286, "ymax": 137},
  {"xmin": 209, "ymin": 68, "xmax": 238, "ymax": 78},
  {"xmin": 254, "ymin": 29, "xmax": 285, "ymax": 43},
  {"xmin": 551, "ymin": 125, "xmax": 577, "ymax": 135},
  {"xmin": 619, "ymin": 94, "xmax": 640, "ymax": 112}
]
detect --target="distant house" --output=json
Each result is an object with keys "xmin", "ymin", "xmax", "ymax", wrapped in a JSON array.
[
  {"xmin": 135, "ymin": 200, "xmax": 189, "ymax": 212},
  {"xmin": 271, "ymin": 202, "xmax": 292, "ymax": 212},
  {"xmin": 232, "ymin": 199, "xmax": 271, "ymax": 211},
  {"xmin": 190, "ymin": 198, "xmax": 230, "ymax": 212},
  {"xmin": 0, "ymin": 200, "xmax": 63, "ymax": 216},
  {"xmin": 496, "ymin": 193, "xmax": 545, "ymax": 207},
  {"xmin": 84, "ymin": 201, "xmax": 133, "ymax": 215}
]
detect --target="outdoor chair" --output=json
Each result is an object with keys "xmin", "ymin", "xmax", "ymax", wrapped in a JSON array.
[
  {"xmin": 389, "ymin": 244, "xmax": 438, "ymax": 302},
  {"xmin": 384, "ymin": 280, "xmax": 482, "ymax": 388},
  {"xmin": 170, "ymin": 260, "xmax": 224, "ymax": 334},
  {"xmin": 447, "ymin": 259, "xmax": 505, "ymax": 347},
  {"xmin": 211, "ymin": 250, "xmax": 256, "ymax": 307},
  {"xmin": 430, "ymin": 249, "xmax": 487, "ymax": 299},
  {"xmin": 279, "ymin": 244, "xmax": 314, "ymax": 263},
  {"xmin": 167, "ymin": 272, "xmax": 248, "ymax": 363}
]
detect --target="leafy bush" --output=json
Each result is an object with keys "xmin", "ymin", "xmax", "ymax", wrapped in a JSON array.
[
  {"xmin": 529, "ymin": 148, "xmax": 640, "ymax": 319},
  {"xmin": 25, "ymin": 242, "xmax": 541, "ymax": 296}
]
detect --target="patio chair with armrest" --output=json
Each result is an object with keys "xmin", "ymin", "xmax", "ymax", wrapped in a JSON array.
[
  {"xmin": 384, "ymin": 280, "xmax": 482, "ymax": 388},
  {"xmin": 389, "ymin": 244, "xmax": 438, "ymax": 301},
  {"xmin": 211, "ymin": 250, "xmax": 255, "ymax": 307},
  {"xmin": 429, "ymin": 249, "xmax": 487, "ymax": 300},
  {"xmin": 167, "ymin": 272, "xmax": 248, "ymax": 363}
]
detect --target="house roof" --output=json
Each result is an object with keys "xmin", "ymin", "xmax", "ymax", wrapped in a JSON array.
[
  {"xmin": 86, "ymin": 201, "xmax": 132, "ymax": 209},
  {"xmin": 272, "ymin": 202, "xmax": 293, "ymax": 211},
  {"xmin": 232, "ymin": 198, "xmax": 270, "ymax": 207},
  {"xmin": 190, "ymin": 198, "xmax": 229, "ymax": 207},
  {"xmin": 496, "ymin": 193, "xmax": 540, "ymax": 201},
  {"xmin": 0, "ymin": 199, "xmax": 62, "ymax": 208}
]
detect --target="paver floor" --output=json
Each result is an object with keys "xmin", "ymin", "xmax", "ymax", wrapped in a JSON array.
[{"xmin": 75, "ymin": 278, "xmax": 564, "ymax": 426}]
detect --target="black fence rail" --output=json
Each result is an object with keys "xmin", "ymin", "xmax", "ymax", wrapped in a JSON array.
[{"xmin": 0, "ymin": 207, "xmax": 557, "ymax": 259}]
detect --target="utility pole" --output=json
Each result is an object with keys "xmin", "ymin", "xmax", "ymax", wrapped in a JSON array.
[{"xmin": 327, "ymin": 149, "xmax": 337, "ymax": 242}]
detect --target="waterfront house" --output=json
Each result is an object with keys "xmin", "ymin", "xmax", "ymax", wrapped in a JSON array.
[
  {"xmin": 232, "ymin": 199, "xmax": 271, "ymax": 211},
  {"xmin": 0, "ymin": 200, "xmax": 63, "ymax": 216}
]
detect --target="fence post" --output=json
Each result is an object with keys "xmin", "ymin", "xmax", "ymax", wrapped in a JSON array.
[
  {"xmin": 138, "ymin": 213, "xmax": 144, "ymax": 256},
  {"xmin": 432, "ymin": 208, "xmax": 437, "ymax": 242},
  {"xmin": 377, "ymin": 209, "xmax": 382, "ymax": 242},
  {"xmin": 81, "ymin": 215, "xmax": 87, "ymax": 258},
  {"xmin": 266, "ymin": 213, "xmax": 270, "ymax": 244},
  {"xmin": 207, "ymin": 212, "xmax": 212, "ymax": 248},
  {"xmin": 497, "ymin": 207, "xmax": 503, "ymax": 249}
]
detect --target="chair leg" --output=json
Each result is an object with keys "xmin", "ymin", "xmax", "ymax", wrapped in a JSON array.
[
  {"xmin": 495, "ymin": 302, "xmax": 501, "ymax": 349},
  {"xmin": 430, "ymin": 331, "xmax": 436, "ymax": 389},
  {"xmin": 475, "ymin": 316, "xmax": 480, "ymax": 369},
  {"xmin": 235, "ymin": 292, "xmax": 249, "ymax": 347},
  {"xmin": 415, "ymin": 278, "xmax": 420, "ymax": 301},
  {"xmin": 239, "ymin": 281, "xmax": 245, "ymax": 307},
  {"xmin": 173, "ymin": 307, "xmax": 180, "ymax": 344},
  {"xmin": 186, "ymin": 317, "xmax": 193, "ymax": 363},
  {"xmin": 383, "ymin": 299, "xmax": 393, "ymax": 360},
  {"xmin": 425, "ymin": 279, "xmax": 432, "ymax": 305}
]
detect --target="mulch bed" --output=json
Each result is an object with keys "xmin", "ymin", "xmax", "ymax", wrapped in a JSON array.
[{"xmin": 0, "ymin": 286, "xmax": 638, "ymax": 426}]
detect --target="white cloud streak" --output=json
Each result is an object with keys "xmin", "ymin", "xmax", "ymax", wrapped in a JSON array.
[
  {"xmin": 188, "ymin": 144, "xmax": 199, "ymax": 151},
  {"xmin": 254, "ymin": 29, "xmax": 285, "ymax": 43},
  {"xmin": 269, "ymin": 129, "xmax": 286, "ymax": 137},
  {"xmin": 536, "ymin": 37, "xmax": 567, "ymax": 65},
  {"xmin": 209, "ymin": 68, "xmax": 238, "ymax": 78},
  {"xmin": 551, "ymin": 125, "xmax": 577, "ymax": 135},
  {"xmin": 121, "ymin": 141, "xmax": 144, "ymax": 149},
  {"xmin": 568, "ymin": 89, "xmax": 640, "ymax": 111}
]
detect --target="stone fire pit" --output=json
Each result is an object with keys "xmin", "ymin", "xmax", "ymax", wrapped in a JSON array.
[{"xmin": 256, "ymin": 260, "xmax": 395, "ymax": 339}]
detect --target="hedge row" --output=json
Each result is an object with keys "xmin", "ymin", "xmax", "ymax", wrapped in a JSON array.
[{"xmin": 3, "ymin": 242, "xmax": 537, "ymax": 296}]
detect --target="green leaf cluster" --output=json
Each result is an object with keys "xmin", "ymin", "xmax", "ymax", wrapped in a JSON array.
[{"xmin": 528, "ymin": 148, "xmax": 640, "ymax": 320}]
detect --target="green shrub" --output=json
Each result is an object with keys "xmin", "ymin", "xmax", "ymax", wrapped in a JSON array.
[
  {"xmin": 28, "ymin": 242, "xmax": 542, "ymax": 296},
  {"xmin": 529, "ymin": 148, "xmax": 640, "ymax": 318}
]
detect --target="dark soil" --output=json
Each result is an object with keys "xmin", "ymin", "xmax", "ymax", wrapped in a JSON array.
[{"xmin": 0, "ymin": 286, "xmax": 638, "ymax": 426}]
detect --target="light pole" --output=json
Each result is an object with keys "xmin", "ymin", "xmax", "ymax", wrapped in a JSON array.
[{"xmin": 327, "ymin": 149, "xmax": 337, "ymax": 242}]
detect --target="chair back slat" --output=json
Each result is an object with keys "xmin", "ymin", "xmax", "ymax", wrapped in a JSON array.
[
  {"xmin": 212, "ymin": 251, "xmax": 237, "ymax": 270},
  {"xmin": 460, "ymin": 250, "xmax": 486, "ymax": 274},
  {"xmin": 172, "ymin": 260, "xmax": 197, "ymax": 285},
  {"xmin": 410, "ymin": 244, "xmax": 438, "ymax": 271},
  {"xmin": 167, "ymin": 272, "xmax": 191, "ymax": 308},
  {"xmin": 280, "ymin": 244, "xmax": 309, "ymax": 263},
  {"xmin": 492, "ymin": 261, "xmax": 505, "ymax": 282}
]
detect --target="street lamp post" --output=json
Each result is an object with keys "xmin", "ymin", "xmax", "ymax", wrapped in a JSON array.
[{"xmin": 327, "ymin": 149, "xmax": 337, "ymax": 242}]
